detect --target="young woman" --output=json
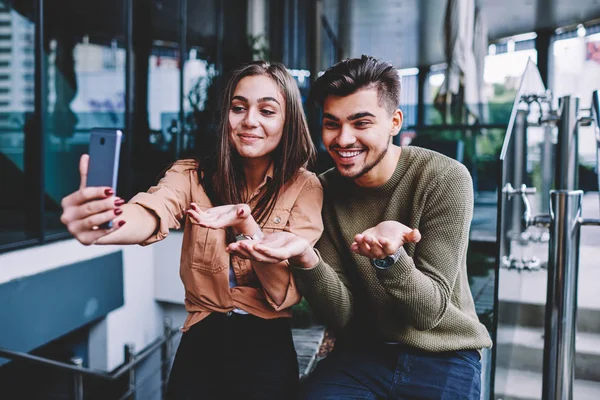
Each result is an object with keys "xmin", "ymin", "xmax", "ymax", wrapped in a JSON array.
[{"xmin": 60, "ymin": 61, "xmax": 324, "ymax": 399}]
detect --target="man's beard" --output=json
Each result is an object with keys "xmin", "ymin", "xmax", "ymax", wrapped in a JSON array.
[{"xmin": 337, "ymin": 141, "xmax": 390, "ymax": 180}]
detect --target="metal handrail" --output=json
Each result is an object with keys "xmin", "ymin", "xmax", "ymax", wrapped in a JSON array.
[
  {"xmin": 0, "ymin": 325, "xmax": 181, "ymax": 382},
  {"xmin": 407, "ymin": 123, "xmax": 508, "ymax": 131}
]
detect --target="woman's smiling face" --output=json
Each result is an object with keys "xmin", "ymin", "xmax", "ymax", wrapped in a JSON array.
[{"xmin": 228, "ymin": 74, "xmax": 286, "ymax": 163}]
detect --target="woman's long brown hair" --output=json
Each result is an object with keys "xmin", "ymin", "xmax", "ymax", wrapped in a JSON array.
[{"xmin": 199, "ymin": 61, "xmax": 316, "ymax": 231}]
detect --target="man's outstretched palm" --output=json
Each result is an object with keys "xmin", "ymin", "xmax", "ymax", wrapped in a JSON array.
[{"xmin": 351, "ymin": 221, "xmax": 421, "ymax": 259}]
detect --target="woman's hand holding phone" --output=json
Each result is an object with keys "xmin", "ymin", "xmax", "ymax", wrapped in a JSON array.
[{"xmin": 60, "ymin": 154, "xmax": 126, "ymax": 245}]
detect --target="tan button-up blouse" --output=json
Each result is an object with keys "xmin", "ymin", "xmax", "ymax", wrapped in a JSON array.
[{"xmin": 129, "ymin": 160, "xmax": 324, "ymax": 331}]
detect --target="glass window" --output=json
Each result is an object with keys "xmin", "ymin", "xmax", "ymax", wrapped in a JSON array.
[
  {"xmin": 182, "ymin": 0, "xmax": 219, "ymax": 161},
  {"xmin": 44, "ymin": 1, "xmax": 127, "ymax": 238},
  {"xmin": 552, "ymin": 30, "xmax": 600, "ymax": 176},
  {"xmin": 0, "ymin": 1, "xmax": 36, "ymax": 247},
  {"xmin": 484, "ymin": 44, "xmax": 537, "ymax": 125},
  {"xmin": 424, "ymin": 65, "xmax": 445, "ymax": 125},
  {"xmin": 398, "ymin": 68, "xmax": 418, "ymax": 128}
]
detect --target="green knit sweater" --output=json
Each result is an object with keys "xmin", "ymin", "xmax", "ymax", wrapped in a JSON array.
[{"xmin": 292, "ymin": 146, "xmax": 493, "ymax": 352}]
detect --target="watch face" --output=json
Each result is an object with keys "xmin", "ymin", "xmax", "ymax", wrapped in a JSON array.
[
  {"xmin": 371, "ymin": 257, "xmax": 391, "ymax": 269},
  {"xmin": 235, "ymin": 234, "xmax": 250, "ymax": 242}
]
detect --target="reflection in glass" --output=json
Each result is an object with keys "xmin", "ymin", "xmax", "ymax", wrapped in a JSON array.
[
  {"xmin": 495, "ymin": 60, "xmax": 551, "ymax": 399},
  {"xmin": 0, "ymin": 1, "xmax": 36, "ymax": 246},
  {"xmin": 44, "ymin": 0, "xmax": 126, "ymax": 238},
  {"xmin": 182, "ymin": 0, "xmax": 218, "ymax": 160},
  {"xmin": 553, "ymin": 34, "xmax": 600, "ymax": 188}
]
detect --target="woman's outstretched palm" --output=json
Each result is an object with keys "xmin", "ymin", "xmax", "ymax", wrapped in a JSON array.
[{"xmin": 186, "ymin": 203, "xmax": 252, "ymax": 229}]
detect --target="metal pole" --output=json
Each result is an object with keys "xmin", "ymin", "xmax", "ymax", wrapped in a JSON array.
[
  {"xmin": 124, "ymin": 344, "xmax": 136, "ymax": 400},
  {"xmin": 555, "ymin": 96, "xmax": 580, "ymax": 190},
  {"xmin": 542, "ymin": 190, "xmax": 583, "ymax": 400},
  {"xmin": 511, "ymin": 109, "xmax": 528, "ymax": 235},
  {"xmin": 308, "ymin": 0, "xmax": 322, "ymax": 82},
  {"xmin": 29, "ymin": 0, "xmax": 46, "ymax": 241},
  {"xmin": 177, "ymin": 0, "xmax": 187, "ymax": 158},
  {"xmin": 540, "ymin": 125, "xmax": 554, "ymax": 213},
  {"xmin": 123, "ymin": 0, "xmax": 133, "ymax": 199},
  {"xmin": 591, "ymin": 90, "xmax": 600, "ymax": 216},
  {"xmin": 71, "ymin": 357, "xmax": 84, "ymax": 400},
  {"xmin": 161, "ymin": 318, "xmax": 173, "ymax": 397},
  {"xmin": 215, "ymin": 0, "xmax": 224, "ymax": 87}
]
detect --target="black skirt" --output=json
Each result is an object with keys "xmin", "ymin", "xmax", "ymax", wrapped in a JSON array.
[{"xmin": 165, "ymin": 312, "xmax": 299, "ymax": 400}]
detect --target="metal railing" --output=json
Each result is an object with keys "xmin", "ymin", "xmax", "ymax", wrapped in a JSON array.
[
  {"xmin": 501, "ymin": 90, "xmax": 600, "ymax": 399},
  {"xmin": 0, "ymin": 318, "xmax": 181, "ymax": 400}
]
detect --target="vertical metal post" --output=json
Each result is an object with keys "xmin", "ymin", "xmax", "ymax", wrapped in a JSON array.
[
  {"xmin": 470, "ymin": 127, "xmax": 479, "ymax": 195},
  {"xmin": 28, "ymin": 0, "xmax": 46, "ymax": 241},
  {"xmin": 416, "ymin": 66, "xmax": 428, "ymax": 128},
  {"xmin": 540, "ymin": 125, "xmax": 554, "ymax": 213},
  {"xmin": 124, "ymin": 344, "xmax": 136, "ymax": 400},
  {"xmin": 308, "ymin": 0, "xmax": 322, "ymax": 81},
  {"xmin": 215, "ymin": 0, "xmax": 224, "ymax": 87},
  {"xmin": 123, "ymin": 0, "xmax": 134, "ymax": 199},
  {"xmin": 555, "ymin": 96, "xmax": 580, "ymax": 190},
  {"xmin": 291, "ymin": 0, "xmax": 299, "ymax": 66},
  {"xmin": 542, "ymin": 190, "xmax": 583, "ymax": 400},
  {"xmin": 71, "ymin": 357, "xmax": 84, "ymax": 400},
  {"xmin": 535, "ymin": 29, "xmax": 552, "ymax": 89},
  {"xmin": 161, "ymin": 318, "xmax": 173, "ymax": 397},
  {"xmin": 282, "ymin": 0, "xmax": 291, "ymax": 66},
  {"xmin": 337, "ymin": 0, "xmax": 352, "ymax": 61},
  {"xmin": 511, "ymin": 109, "xmax": 528, "ymax": 235},
  {"xmin": 591, "ymin": 90, "xmax": 600, "ymax": 216},
  {"xmin": 177, "ymin": 0, "xmax": 187, "ymax": 158}
]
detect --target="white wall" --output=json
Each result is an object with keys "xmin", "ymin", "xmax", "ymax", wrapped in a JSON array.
[
  {"xmin": 153, "ymin": 232, "xmax": 185, "ymax": 304},
  {"xmin": 0, "ymin": 236, "xmax": 186, "ymax": 371}
]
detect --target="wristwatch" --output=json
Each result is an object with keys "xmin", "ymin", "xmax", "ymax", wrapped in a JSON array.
[
  {"xmin": 370, "ymin": 247, "xmax": 403, "ymax": 270},
  {"xmin": 235, "ymin": 229, "xmax": 265, "ymax": 242}
]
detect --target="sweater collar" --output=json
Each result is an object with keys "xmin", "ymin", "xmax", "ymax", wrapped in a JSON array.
[{"xmin": 347, "ymin": 146, "xmax": 411, "ymax": 195}]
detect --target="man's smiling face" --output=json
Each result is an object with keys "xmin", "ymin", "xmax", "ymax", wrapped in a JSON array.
[{"xmin": 321, "ymin": 87, "xmax": 402, "ymax": 184}]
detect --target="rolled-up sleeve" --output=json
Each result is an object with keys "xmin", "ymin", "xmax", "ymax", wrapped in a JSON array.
[
  {"xmin": 286, "ymin": 176, "xmax": 324, "ymax": 245},
  {"xmin": 128, "ymin": 160, "xmax": 196, "ymax": 245},
  {"xmin": 255, "ymin": 173, "xmax": 324, "ymax": 310}
]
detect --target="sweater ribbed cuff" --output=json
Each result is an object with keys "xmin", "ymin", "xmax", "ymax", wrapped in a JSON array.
[
  {"xmin": 290, "ymin": 249, "xmax": 330, "ymax": 284},
  {"xmin": 375, "ymin": 247, "xmax": 413, "ymax": 282}
]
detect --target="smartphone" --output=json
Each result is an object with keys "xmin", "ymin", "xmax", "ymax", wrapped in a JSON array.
[{"xmin": 87, "ymin": 128, "xmax": 122, "ymax": 229}]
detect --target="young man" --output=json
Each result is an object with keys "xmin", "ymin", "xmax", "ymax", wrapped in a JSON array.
[{"xmin": 227, "ymin": 55, "xmax": 493, "ymax": 399}]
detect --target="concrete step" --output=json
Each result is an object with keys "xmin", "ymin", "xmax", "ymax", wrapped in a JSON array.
[
  {"xmin": 498, "ymin": 300, "xmax": 600, "ymax": 334},
  {"xmin": 292, "ymin": 326, "xmax": 325, "ymax": 379},
  {"xmin": 494, "ymin": 367, "xmax": 600, "ymax": 400},
  {"xmin": 498, "ymin": 243, "xmax": 600, "ymax": 311},
  {"xmin": 496, "ymin": 325, "xmax": 600, "ymax": 381}
]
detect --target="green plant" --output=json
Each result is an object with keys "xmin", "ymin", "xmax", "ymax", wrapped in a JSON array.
[{"xmin": 292, "ymin": 298, "xmax": 315, "ymax": 328}]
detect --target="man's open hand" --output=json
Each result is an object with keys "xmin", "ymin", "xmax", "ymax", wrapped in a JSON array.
[{"xmin": 351, "ymin": 221, "xmax": 421, "ymax": 259}]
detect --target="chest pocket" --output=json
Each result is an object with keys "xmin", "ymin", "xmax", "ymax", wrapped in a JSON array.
[
  {"xmin": 261, "ymin": 208, "xmax": 291, "ymax": 233},
  {"xmin": 187, "ymin": 202, "xmax": 229, "ymax": 274}
]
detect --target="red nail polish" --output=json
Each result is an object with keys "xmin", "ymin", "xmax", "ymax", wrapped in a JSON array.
[
  {"xmin": 118, "ymin": 220, "xmax": 126, "ymax": 227},
  {"xmin": 115, "ymin": 208, "xmax": 123, "ymax": 216},
  {"xmin": 115, "ymin": 199, "xmax": 125, "ymax": 206},
  {"xmin": 105, "ymin": 189, "xmax": 114, "ymax": 196}
]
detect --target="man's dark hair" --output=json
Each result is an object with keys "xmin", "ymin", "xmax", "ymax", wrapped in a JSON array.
[{"xmin": 310, "ymin": 55, "xmax": 401, "ymax": 114}]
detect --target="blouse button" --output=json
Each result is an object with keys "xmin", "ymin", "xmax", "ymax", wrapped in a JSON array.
[{"xmin": 274, "ymin": 216, "xmax": 281, "ymax": 224}]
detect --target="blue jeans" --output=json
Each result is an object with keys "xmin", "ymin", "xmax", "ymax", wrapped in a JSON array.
[{"xmin": 300, "ymin": 343, "xmax": 481, "ymax": 400}]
